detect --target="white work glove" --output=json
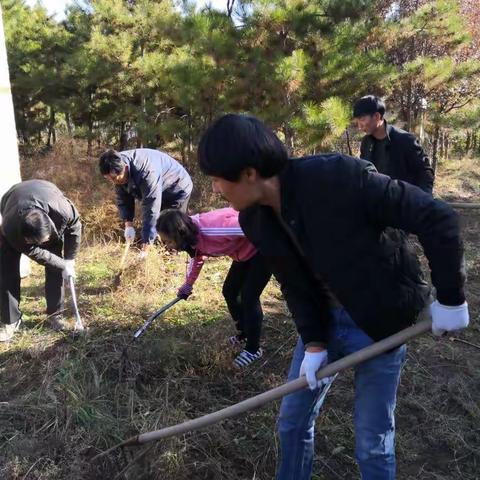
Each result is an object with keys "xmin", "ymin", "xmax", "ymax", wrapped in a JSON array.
[
  {"xmin": 300, "ymin": 349, "xmax": 328, "ymax": 390},
  {"xmin": 62, "ymin": 259, "xmax": 76, "ymax": 280},
  {"xmin": 124, "ymin": 226, "xmax": 135, "ymax": 242},
  {"xmin": 137, "ymin": 250, "xmax": 148, "ymax": 261},
  {"xmin": 430, "ymin": 300, "xmax": 469, "ymax": 336}
]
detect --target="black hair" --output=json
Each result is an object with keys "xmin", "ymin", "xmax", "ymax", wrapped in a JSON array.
[
  {"xmin": 353, "ymin": 95, "xmax": 386, "ymax": 118},
  {"xmin": 198, "ymin": 114, "xmax": 288, "ymax": 181},
  {"xmin": 156, "ymin": 209, "xmax": 199, "ymax": 253},
  {"xmin": 20, "ymin": 208, "xmax": 52, "ymax": 244},
  {"xmin": 99, "ymin": 149, "xmax": 125, "ymax": 175}
]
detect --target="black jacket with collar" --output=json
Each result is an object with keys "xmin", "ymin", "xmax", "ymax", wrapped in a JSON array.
[
  {"xmin": 360, "ymin": 122, "xmax": 434, "ymax": 195},
  {"xmin": 239, "ymin": 154, "xmax": 465, "ymax": 345},
  {"xmin": 0, "ymin": 180, "xmax": 81, "ymax": 270}
]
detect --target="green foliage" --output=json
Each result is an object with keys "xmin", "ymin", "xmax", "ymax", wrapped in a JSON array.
[
  {"xmin": 292, "ymin": 96, "xmax": 351, "ymax": 149},
  {"xmin": 1, "ymin": 0, "xmax": 479, "ymax": 156}
]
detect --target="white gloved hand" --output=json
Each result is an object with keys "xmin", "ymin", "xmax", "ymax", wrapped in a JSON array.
[
  {"xmin": 124, "ymin": 226, "xmax": 135, "ymax": 242},
  {"xmin": 62, "ymin": 259, "xmax": 76, "ymax": 280},
  {"xmin": 430, "ymin": 300, "xmax": 469, "ymax": 336},
  {"xmin": 137, "ymin": 250, "xmax": 148, "ymax": 261},
  {"xmin": 300, "ymin": 349, "xmax": 328, "ymax": 390}
]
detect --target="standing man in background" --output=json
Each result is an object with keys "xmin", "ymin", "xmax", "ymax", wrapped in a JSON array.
[
  {"xmin": 353, "ymin": 95, "xmax": 434, "ymax": 194},
  {"xmin": 99, "ymin": 148, "xmax": 193, "ymax": 258}
]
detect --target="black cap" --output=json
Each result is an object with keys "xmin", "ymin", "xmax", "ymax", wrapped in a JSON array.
[{"xmin": 353, "ymin": 95, "xmax": 386, "ymax": 118}]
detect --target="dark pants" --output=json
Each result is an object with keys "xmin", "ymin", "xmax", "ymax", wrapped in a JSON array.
[
  {"xmin": 222, "ymin": 253, "xmax": 271, "ymax": 353},
  {"xmin": 162, "ymin": 185, "xmax": 192, "ymax": 213},
  {"xmin": 0, "ymin": 236, "xmax": 64, "ymax": 325}
]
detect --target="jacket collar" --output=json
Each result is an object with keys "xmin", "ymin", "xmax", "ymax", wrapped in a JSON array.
[
  {"xmin": 279, "ymin": 160, "xmax": 296, "ymax": 217},
  {"xmin": 384, "ymin": 120, "xmax": 393, "ymax": 141},
  {"xmin": 367, "ymin": 120, "xmax": 392, "ymax": 143}
]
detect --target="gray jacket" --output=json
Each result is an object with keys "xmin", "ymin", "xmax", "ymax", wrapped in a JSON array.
[
  {"xmin": 115, "ymin": 149, "xmax": 193, "ymax": 243},
  {"xmin": 0, "ymin": 180, "xmax": 81, "ymax": 270}
]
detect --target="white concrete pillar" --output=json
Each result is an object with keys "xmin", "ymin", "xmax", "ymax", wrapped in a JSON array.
[{"xmin": 0, "ymin": 6, "xmax": 30, "ymax": 277}]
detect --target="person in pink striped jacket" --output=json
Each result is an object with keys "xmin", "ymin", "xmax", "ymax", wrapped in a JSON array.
[{"xmin": 156, "ymin": 207, "xmax": 271, "ymax": 368}]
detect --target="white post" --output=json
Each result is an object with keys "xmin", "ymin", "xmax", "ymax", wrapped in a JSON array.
[
  {"xmin": 0, "ymin": 5, "xmax": 30, "ymax": 277},
  {"xmin": 419, "ymin": 98, "xmax": 428, "ymax": 145}
]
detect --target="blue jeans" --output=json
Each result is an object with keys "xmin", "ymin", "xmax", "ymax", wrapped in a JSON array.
[{"xmin": 277, "ymin": 308, "xmax": 407, "ymax": 480}]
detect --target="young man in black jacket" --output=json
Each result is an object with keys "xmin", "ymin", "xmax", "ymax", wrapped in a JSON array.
[
  {"xmin": 353, "ymin": 95, "xmax": 434, "ymax": 194},
  {"xmin": 197, "ymin": 114, "xmax": 469, "ymax": 480},
  {"xmin": 0, "ymin": 180, "xmax": 81, "ymax": 341}
]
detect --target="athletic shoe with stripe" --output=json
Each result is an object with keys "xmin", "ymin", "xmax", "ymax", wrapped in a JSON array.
[{"xmin": 233, "ymin": 348, "xmax": 263, "ymax": 368}]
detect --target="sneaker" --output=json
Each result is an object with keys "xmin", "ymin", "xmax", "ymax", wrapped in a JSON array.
[
  {"xmin": 0, "ymin": 319, "xmax": 22, "ymax": 342},
  {"xmin": 228, "ymin": 334, "xmax": 245, "ymax": 347},
  {"xmin": 233, "ymin": 348, "xmax": 263, "ymax": 368},
  {"xmin": 48, "ymin": 314, "xmax": 70, "ymax": 331}
]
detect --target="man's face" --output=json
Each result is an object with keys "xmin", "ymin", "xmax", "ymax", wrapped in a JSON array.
[
  {"xmin": 210, "ymin": 169, "xmax": 261, "ymax": 211},
  {"xmin": 24, "ymin": 235, "xmax": 50, "ymax": 246},
  {"xmin": 355, "ymin": 113, "xmax": 382, "ymax": 135},
  {"xmin": 104, "ymin": 167, "xmax": 128, "ymax": 185}
]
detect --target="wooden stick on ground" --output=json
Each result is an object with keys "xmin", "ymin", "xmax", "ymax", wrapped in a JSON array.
[
  {"xmin": 93, "ymin": 318, "xmax": 432, "ymax": 460},
  {"xmin": 113, "ymin": 241, "xmax": 131, "ymax": 287}
]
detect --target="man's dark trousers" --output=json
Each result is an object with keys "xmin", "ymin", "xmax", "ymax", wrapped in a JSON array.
[{"xmin": 0, "ymin": 235, "xmax": 64, "ymax": 325}]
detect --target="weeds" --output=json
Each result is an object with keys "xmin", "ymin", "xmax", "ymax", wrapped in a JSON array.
[{"xmin": 0, "ymin": 141, "xmax": 478, "ymax": 479}]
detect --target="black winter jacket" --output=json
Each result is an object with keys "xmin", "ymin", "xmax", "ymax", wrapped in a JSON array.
[
  {"xmin": 239, "ymin": 154, "xmax": 465, "ymax": 345},
  {"xmin": 360, "ymin": 122, "xmax": 434, "ymax": 194}
]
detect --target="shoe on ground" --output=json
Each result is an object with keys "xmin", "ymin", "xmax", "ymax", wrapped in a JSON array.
[
  {"xmin": 228, "ymin": 334, "xmax": 246, "ymax": 347},
  {"xmin": 48, "ymin": 314, "xmax": 70, "ymax": 331},
  {"xmin": 233, "ymin": 348, "xmax": 263, "ymax": 368},
  {"xmin": 0, "ymin": 319, "xmax": 22, "ymax": 342}
]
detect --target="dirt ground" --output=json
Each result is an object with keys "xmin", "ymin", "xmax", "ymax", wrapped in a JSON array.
[{"xmin": 0, "ymin": 140, "xmax": 479, "ymax": 479}]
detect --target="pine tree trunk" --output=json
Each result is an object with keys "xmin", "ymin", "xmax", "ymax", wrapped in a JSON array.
[
  {"xmin": 47, "ymin": 106, "xmax": 56, "ymax": 147},
  {"xmin": 227, "ymin": 0, "xmax": 235, "ymax": 17},
  {"xmin": 87, "ymin": 112, "xmax": 93, "ymax": 157},
  {"xmin": 465, "ymin": 130, "xmax": 471, "ymax": 156},
  {"xmin": 119, "ymin": 121, "xmax": 127, "ymax": 150},
  {"xmin": 439, "ymin": 129, "xmax": 444, "ymax": 160},
  {"xmin": 406, "ymin": 81, "xmax": 412, "ymax": 131},
  {"xmin": 22, "ymin": 108, "xmax": 29, "ymax": 144},
  {"xmin": 181, "ymin": 138, "xmax": 187, "ymax": 163},
  {"xmin": 283, "ymin": 123, "xmax": 294, "ymax": 156},
  {"xmin": 87, "ymin": 90, "xmax": 94, "ymax": 156},
  {"xmin": 66, "ymin": 112, "xmax": 73, "ymax": 136},
  {"xmin": 188, "ymin": 109, "xmax": 193, "ymax": 160},
  {"xmin": 432, "ymin": 124, "xmax": 440, "ymax": 173}
]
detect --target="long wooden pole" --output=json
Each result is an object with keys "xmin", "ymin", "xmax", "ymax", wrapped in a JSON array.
[
  {"xmin": 94, "ymin": 318, "xmax": 432, "ymax": 460},
  {"xmin": 448, "ymin": 202, "xmax": 480, "ymax": 210},
  {"xmin": 119, "ymin": 240, "xmax": 131, "ymax": 272},
  {"xmin": 113, "ymin": 240, "xmax": 131, "ymax": 286}
]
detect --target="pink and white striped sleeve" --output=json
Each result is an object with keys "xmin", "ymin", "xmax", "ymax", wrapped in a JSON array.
[{"xmin": 184, "ymin": 255, "xmax": 207, "ymax": 287}]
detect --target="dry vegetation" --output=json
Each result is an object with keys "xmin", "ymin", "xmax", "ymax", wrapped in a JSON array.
[{"xmin": 0, "ymin": 139, "xmax": 479, "ymax": 479}]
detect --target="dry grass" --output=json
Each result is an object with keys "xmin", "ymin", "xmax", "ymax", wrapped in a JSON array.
[
  {"xmin": 0, "ymin": 140, "xmax": 479, "ymax": 479},
  {"xmin": 435, "ymin": 156, "xmax": 480, "ymax": 201}
]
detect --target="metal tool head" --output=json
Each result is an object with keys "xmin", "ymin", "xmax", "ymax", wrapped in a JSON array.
[
  {"xmin": 68, "ymin": 275, "xmax": 87, "ymax": 334},
  {"xmin": 113, "ymin": 241, "xmax": 132, "ymax": 288},
  {"xmin": 132, "ymin": 297, "xmax": 182, "ymax": 340}
]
